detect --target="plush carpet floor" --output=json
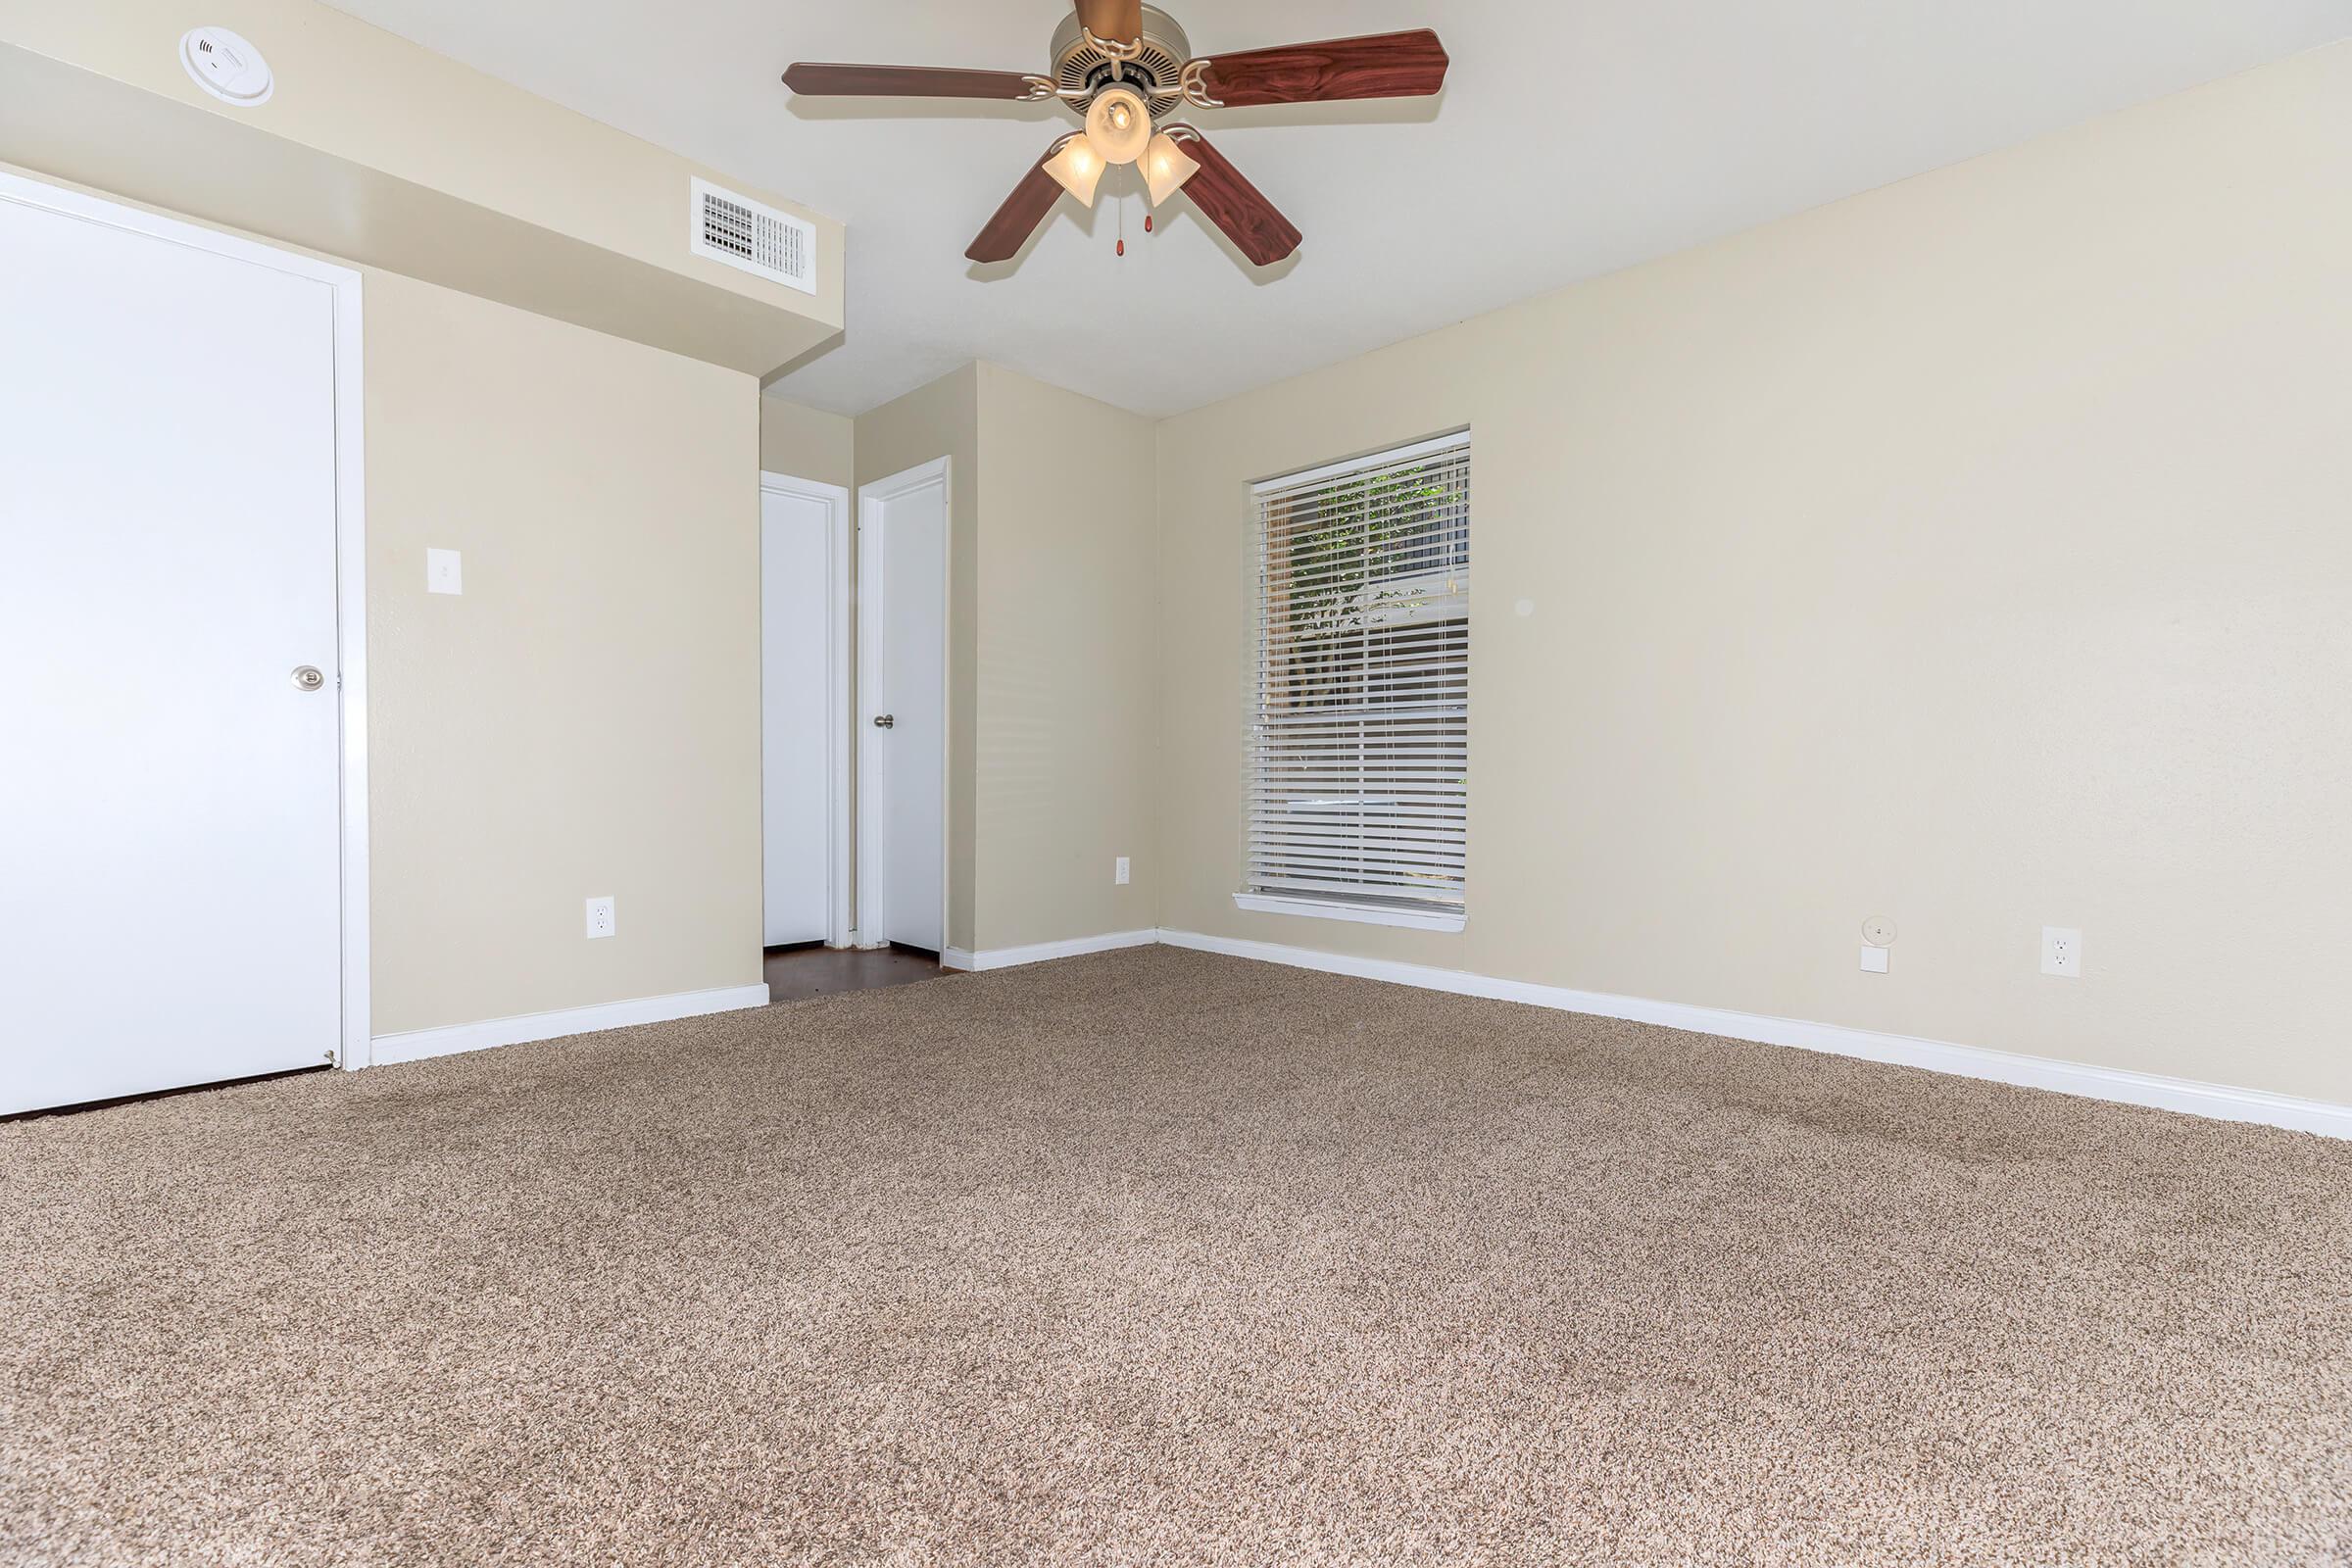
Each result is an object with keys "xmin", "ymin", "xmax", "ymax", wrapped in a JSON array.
[{"xmin": 4, "ymin": 947, "xmax": 2348, "ymax": 1567}]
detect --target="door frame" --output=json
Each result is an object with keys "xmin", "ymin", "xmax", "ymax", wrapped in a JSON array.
[
  {"xmin": 0, "ymin": 169, "xmax": 372, "ymax": 1071},
  {"xmin": 854, "ymin": 456, "xmax": 952, "ymax": 954},
  {"xmin": 758, "ymin": 469, "xmax": 855, "ymax": 949}
]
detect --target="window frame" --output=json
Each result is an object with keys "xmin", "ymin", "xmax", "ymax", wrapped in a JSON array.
[{"xmin": 1236, "ymin": 429, "xmax": 1471, "ymax": 934}]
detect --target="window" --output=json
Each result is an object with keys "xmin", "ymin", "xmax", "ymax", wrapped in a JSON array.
[{"xmin": 1241, "ymin": 432, "xmax": 1470, "ymax": 931}]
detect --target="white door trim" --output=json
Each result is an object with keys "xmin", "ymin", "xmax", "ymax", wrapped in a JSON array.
[
  {"xmin": 0, "ymin": 169, "xmax": 371, "ymax": 1073},
  {"xmin": 855, "ymin": 456, "xmax": 952, "ymax": 953},
  {"xmin": 759, "ymin": 469, "xmax": 854, "ymax": 948}
]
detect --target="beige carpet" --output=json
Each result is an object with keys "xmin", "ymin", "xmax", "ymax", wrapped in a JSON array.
[{"xmin": 4, "ymin": 947, "xmax": 2348, "ymax": 1567}]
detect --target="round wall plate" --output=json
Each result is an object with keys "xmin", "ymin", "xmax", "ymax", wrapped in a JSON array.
[
  {"xmin": 1863, "ymin": 916, "xmax": 1897, "ymax": 947},
  {"xmin": 180, "ymin": 27, "xmax": 274, "ymax": 107}
]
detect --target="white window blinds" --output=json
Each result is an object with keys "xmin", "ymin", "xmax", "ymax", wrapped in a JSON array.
[{"xmin": 1246, "ymin": 431, "xmax": 1469, "ymax": 922}]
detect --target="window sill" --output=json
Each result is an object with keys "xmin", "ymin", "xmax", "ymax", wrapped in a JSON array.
[{"xmin": 1232, "ymin": 893, "xmax": 1466, "ymax": 933}]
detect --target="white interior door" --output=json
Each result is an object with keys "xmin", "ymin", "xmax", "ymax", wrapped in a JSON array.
[
  {"xmin": 760, "ymin": 478, "xmax": 841, "ymax": 947},
  {"xmin": 0, "ymin": 187, "xmax": 345, "ymax": 1114},
  {"xmin": 857, "ymin": 462, "xmax": 948, "ymax": 954}
]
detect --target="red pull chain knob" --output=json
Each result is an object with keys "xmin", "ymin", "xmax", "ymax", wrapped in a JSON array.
[
  {"xmin": 1116, "ymin": 238, "xmax": 1125, "ymax": 256},
  {"xmin": 1145, "ymin": 215, "xmax": 1153, "ymax": 233}
]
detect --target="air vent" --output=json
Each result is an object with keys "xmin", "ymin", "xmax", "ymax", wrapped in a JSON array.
[{"xmin": 689, "ymin": 177, "xmax": 816, "ymax": 296}]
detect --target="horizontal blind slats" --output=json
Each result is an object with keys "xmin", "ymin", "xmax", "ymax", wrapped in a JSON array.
[
  {"xmin": 1246, "ymin": 433, "xmax": 1469, "ymax": 915},
  {"xmin": 1250, "ymin": 873, "xmax": 1468, "ymax": 905}
]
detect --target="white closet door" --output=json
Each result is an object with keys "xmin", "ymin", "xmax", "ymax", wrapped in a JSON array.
[
  {"xmin": 858, "ymin": 465, "xmax": 947, "ymax": 954},
  {"xmin": 0, "ymin": 190, "xmax": 344, "ymax": 1113},
  {"xmin": 761, "ymin": 484, "xmax": 833, "ymax": 947}
]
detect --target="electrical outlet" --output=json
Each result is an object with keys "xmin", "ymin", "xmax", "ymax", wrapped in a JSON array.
[
  {"xmin": 1114, "ymin": 857, "xmax": 1131, "ymax": 886},
  {"xmin": 2040, "ymin": 925, "xmax": 2082, "ymax": 978},
  {"xmin": 586, "ymin": 896, "xmax": 616, "ymax": 939},
  {"xmin": 426, "ymin": 548, "xmax": 464, "ymax": 596}
]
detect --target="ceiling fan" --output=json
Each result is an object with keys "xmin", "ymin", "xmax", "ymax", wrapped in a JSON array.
[{"xmin": 783, "ymin": 2, "xmax": 1448, "ymax": 268}]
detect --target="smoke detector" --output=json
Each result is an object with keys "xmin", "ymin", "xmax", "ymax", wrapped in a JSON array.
[{"xmin": 180, "ymin": 27, "xmax": 273, "ymax": 107}]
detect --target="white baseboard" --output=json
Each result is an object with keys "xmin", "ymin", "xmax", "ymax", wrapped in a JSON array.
[
  {"xmin": 369, "ymin": 983, "xmax": 772, "ymax": 1067},
  {"xmin": 943, "ymin": 929, "xmax": 1159, "ymax": 974},
  {"xmin": 1154, "ymin": 928, "xmax": 2352, "ymax": 1141}
]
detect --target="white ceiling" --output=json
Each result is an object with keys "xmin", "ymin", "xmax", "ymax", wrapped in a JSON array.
[{"xmin": 319, "ymin": 0, "xmax": 2344, "ymax": 417}]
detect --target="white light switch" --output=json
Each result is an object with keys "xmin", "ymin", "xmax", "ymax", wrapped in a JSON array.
[
  {"xmin": 2041, "ymin": 926, "xmax": 2082, "ymax": 978},
  {"xmin": 426, "ymin": 548, "xmax": 464, "ymax": 595},
  {"xmin": 1114, "ymin": 857, "xmax": 1131, "ymax": 886},
  {"xmin": 1859, "ymin": 945, "xmax": 1889, "ymax": 974},
  {"xmin": 586, "ymin": 896, "xmax": 616, "ymax": 939}
]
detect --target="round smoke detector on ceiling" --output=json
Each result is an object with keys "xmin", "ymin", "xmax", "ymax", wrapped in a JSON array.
[{"xmin": 180, "ymin": 27, "xmax": 273, "ymax": 107}]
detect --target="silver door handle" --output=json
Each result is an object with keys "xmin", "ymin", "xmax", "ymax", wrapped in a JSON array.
[
  {"xmin": 291, "ymin": 665, "xmax": 326, "ymax": 692},
  {"xmin": 872, "ymin": 713, "xmax": 895, "ymax": 729}
]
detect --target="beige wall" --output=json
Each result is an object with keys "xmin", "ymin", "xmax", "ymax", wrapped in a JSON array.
[
  {"xmin": 368, "ymin": 271, "xmax": 762, "ymax": 1034},
  {"xmin": 839, "ymin": 364, "xmax": 1158, "ymax": 957},
  {"xmin": 856, "ymin": 367, "xmax": 982, "ymax": 955},
  {"xmin": 1155, "ymin": 43, "xmax": 2352, "ymax": 1104},
  {"xmin": 974, "ymin": 365, "xmax": 1158, "ymax": 949},
  {"xmin": 760, "ymin": 397, "xmax": 854, "ymax": 492}
]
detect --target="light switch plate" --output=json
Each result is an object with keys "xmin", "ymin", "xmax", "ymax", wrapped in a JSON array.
[
  {"xmin": 1859, "ymin": 945, "xmax": 1889, "ymax": 974},
  {"xmin": 426, "ymin": 548, "xmax": 464, "ymax": 595},
  {"xmin": 2041, "ymin": 925, "xmax": 2082, "ymax": 978},
  {"xmin": 586, "ymin": 896, "xmax": 616, "ymax": 939},
  {"xmin": 1114, "ymin": 857, "xmax": 1131, "ymax": 886}
]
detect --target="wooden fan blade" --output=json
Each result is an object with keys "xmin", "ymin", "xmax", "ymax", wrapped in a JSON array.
[
  {"xmin": 1074, "ymin": 0, "xmax": 1145, "ymax": 46},
  {"xmin": 966, "ymin": 144, "xmax": 1069, "ymax": 264},
  {"xmin": 1168, "ymin": 127, "xmax": 1300, "ymax": 268},
  {"xmin": 1196, "ymin": 29, "xmax": 1449, "ymax": 107},
  {"xmin": 783, "ymin": 63, "xmax": 1041, "ymax": 99}
]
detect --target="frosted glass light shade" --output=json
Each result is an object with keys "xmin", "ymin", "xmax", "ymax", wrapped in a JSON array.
[
  {"xmin": 1044, "ymin": 136, "xmax": 1105, "ymax": 207},
  {"xmin": 1084, "ymin": 84, "xmax": 1152, "ymax": 166},
  {"xmin": 1143, "ymin": 132, "xmax": 1200, "ymax": 207}
]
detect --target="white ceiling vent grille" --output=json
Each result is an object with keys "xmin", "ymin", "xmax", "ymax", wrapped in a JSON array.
[{"xmin": 690, "ymin": 177, "xmax": 816, "ymax": 296}]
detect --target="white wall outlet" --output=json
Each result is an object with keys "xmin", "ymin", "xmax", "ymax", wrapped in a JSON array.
[
  {"xmin": 1114, "ymin": 857, "xmax": 1131, "ymax": 886},
  {"xmin": 585, "ymin": 896, "xmax": 616, "ymax": 939},
  {"xmin": 1859, "ymin": 945, "xmax": 1889, "ymax": 974},
  {"xmin": 426, "ymin": 548, "xmax": 464, "ymax": 595},
  {"xmin": 2040, "ymin": 925, "xmax": 2082, "ymax": 978}
]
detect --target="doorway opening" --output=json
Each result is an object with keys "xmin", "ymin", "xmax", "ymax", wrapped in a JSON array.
[{"xmin": 759, "ymin": 460, "xmax": 950, "ymax": 1006}]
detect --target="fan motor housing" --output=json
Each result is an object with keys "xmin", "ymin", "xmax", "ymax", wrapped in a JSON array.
[{"xmin": 1049, "ymin": 4, "xmax": 1191, "ymax": 120}]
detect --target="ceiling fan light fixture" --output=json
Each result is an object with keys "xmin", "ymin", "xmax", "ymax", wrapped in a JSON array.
[
  {"xmin": 1142, "ymin": 131, "xmax": 1200, "ymax": 207},
  {"xmin": 1044, "ymin": 135, "xmax": 1105, "ymax": 207},
  {"xmin": 1083, "ymin": 83, "xmax": 1152, "ymax": 165},
  {"xmin": 796, "ymin": 12, "xmax": 1447, "ymax": 271}
]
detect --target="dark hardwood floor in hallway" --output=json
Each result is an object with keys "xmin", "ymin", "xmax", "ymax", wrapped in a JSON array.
[{"xmin": 763, "ymin": 943, "xmax": 942, "ymax": 1004}]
